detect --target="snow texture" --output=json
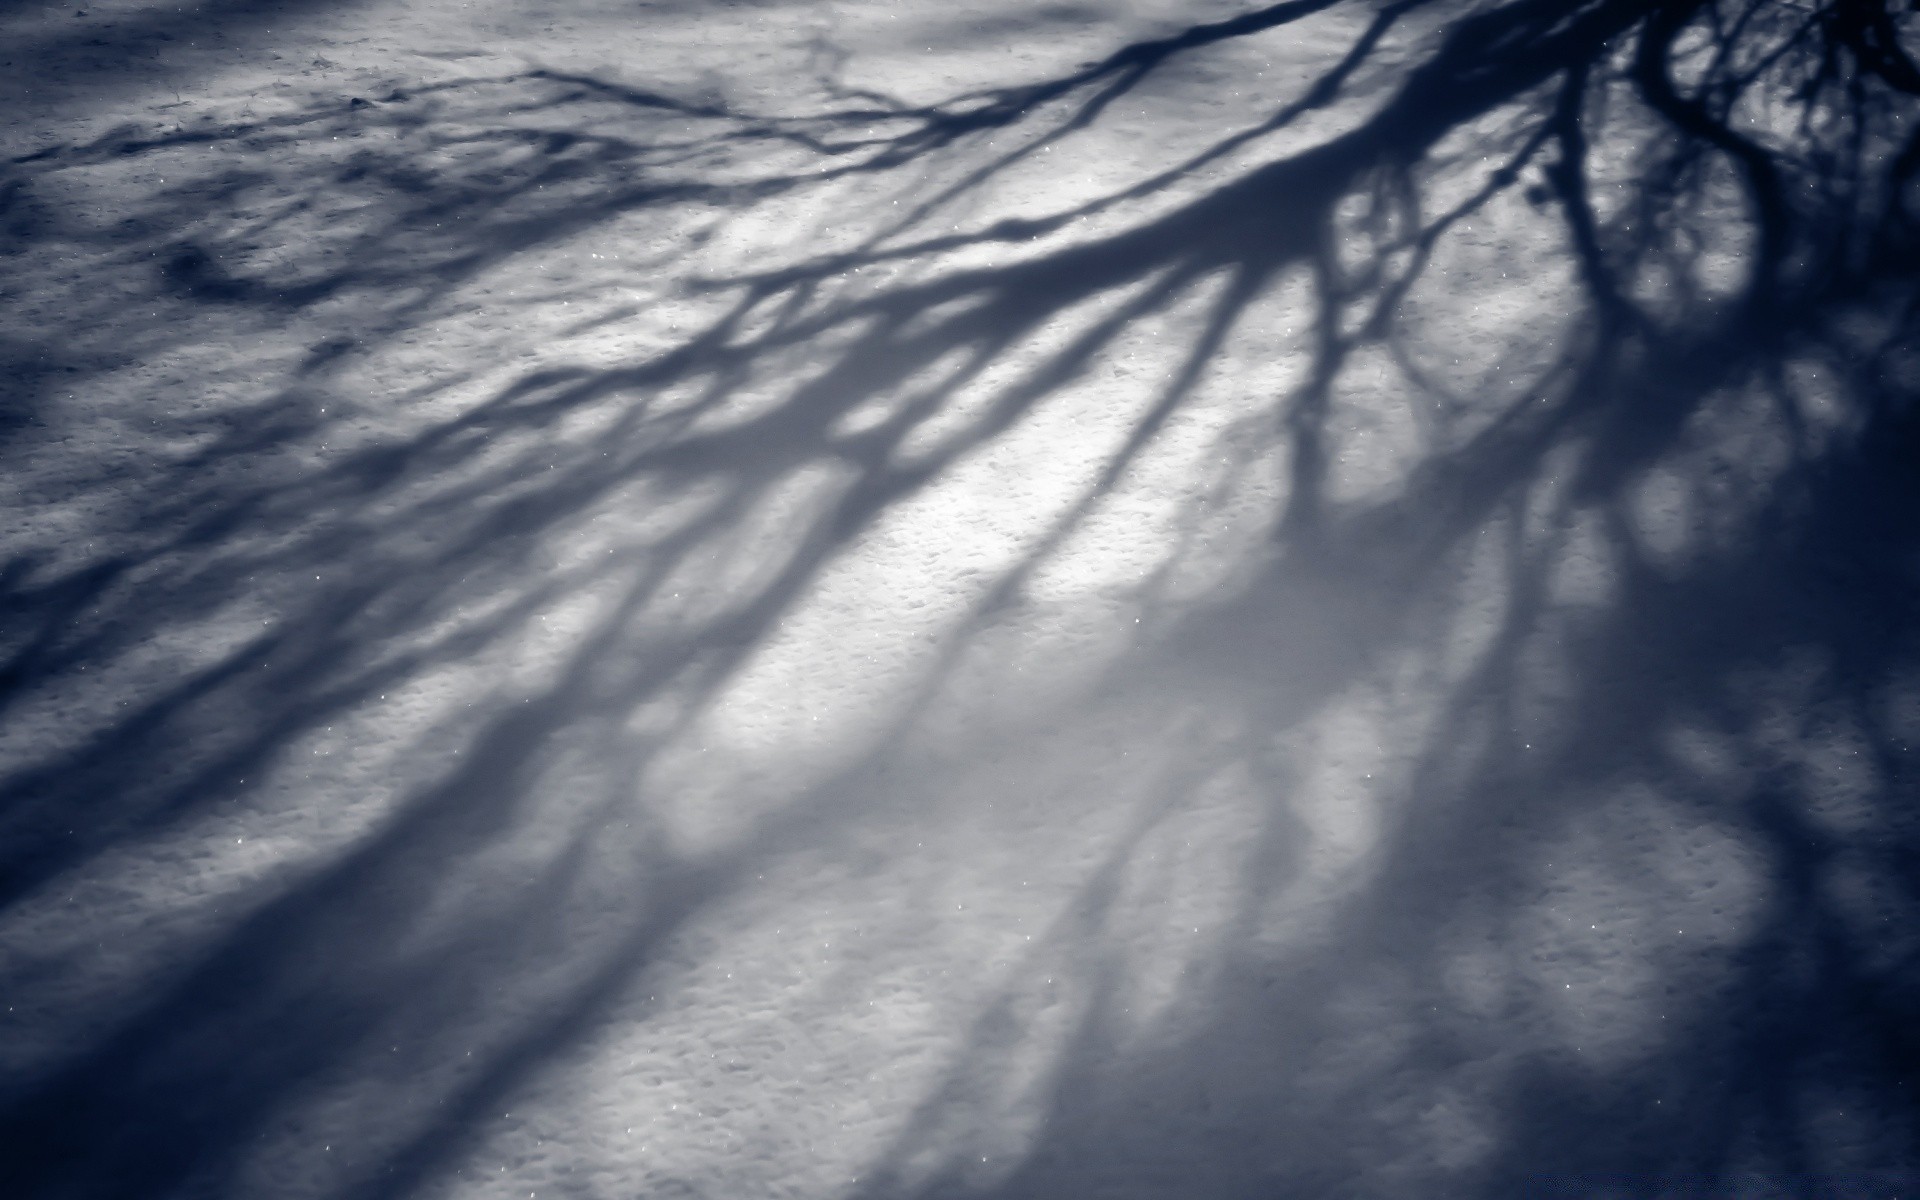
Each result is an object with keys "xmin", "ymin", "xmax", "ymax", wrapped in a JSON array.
[{"xmin": 2, "ymin": 0, "xmax": 1917, "ymax": 1198}]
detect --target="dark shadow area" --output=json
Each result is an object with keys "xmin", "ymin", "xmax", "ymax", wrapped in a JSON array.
[
  {"xmin": 0, "ymin": 0, "xmax": 386, "ymax": 127},
  {"xmin": 1, "ymin": 0, "xmax": 1917, "ymax": 1197}
]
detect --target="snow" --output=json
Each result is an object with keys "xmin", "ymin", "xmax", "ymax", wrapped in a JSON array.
[{"xmin": 2, "ymin": 0, "xmax": 1917, "ymax": 1197}]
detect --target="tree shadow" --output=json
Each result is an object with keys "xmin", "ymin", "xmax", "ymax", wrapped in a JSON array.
[{"xmin": 1, "ymin": 0, "xmax": 1917, "ymax": 1197}]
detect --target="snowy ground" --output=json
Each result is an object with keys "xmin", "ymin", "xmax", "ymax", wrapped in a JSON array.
[{"xmin": 3, "ymin": 1, "xmax": 1919, "ymax": 1197}]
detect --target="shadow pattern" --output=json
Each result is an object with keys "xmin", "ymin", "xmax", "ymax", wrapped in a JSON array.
[{"xmin": 1, "ymin": 0, "xmax": 1918, "ymax": 1196}]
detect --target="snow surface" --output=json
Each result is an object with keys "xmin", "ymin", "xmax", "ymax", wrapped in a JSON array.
[{"xmin": 2, "ymin": 1, "xmax": 1917, "ymax": 1198}]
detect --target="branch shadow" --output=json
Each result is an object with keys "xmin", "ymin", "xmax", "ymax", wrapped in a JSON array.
[{"xmin": 0, "ymin": 0, "xmax": 1917, "ymax": 1197}]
